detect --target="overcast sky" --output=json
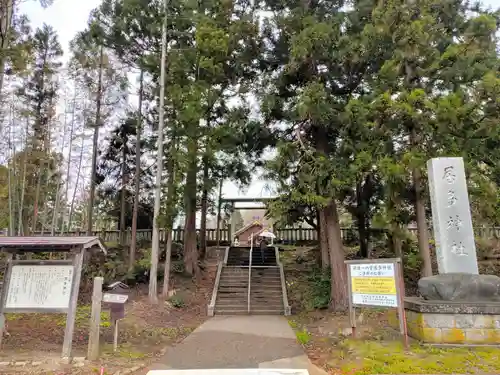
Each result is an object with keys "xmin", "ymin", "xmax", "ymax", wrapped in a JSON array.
[{"xmin": 19, "ymin": 0, "xmax": 500, "ymax": 208}]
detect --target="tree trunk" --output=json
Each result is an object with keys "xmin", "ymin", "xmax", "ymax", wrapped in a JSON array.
[
  {"xmin": 215, "ymin": 178, "xmax": 223, "ymax": 248},
  {"xmin": 87, "ymin": 45, "xmax": 104, "ymax": 236},
  {"xmin": 51, "ymin": 99, "xmax": 71, "ymax": 235},
  {"xmin": 32, "ymin": 166, "xmax": 43, "ymax": 234},
  {"xmin": 183, "ymin": 135, "xmax": 199, "ymax": 277},
  {"xmin": 318, "ymin": 209, "xmax": 329, "ymax": 269},
  {"xmin": 162, "ymin": 137, "xmax": 177, "ymax": 298},
  {"xmin": 7, "ymin": 152, "xmax": 12, "ymax": 235},
  {"xmin": 199, "ymin": 154, "xmax": 209, "ymax": 259},
  {"xmin": 119, "ymin": 140, "xmax": 127, "ymax": 246},
  {"xmin": 404, "ymin": 61, "xmax": 432, "ymax": 277},
  {"xmin": 17, "ymin": 118, "xmax": 29, "ymax": 235},
  {"xmin": 324, "ymin": 200, "xmax": 348, "ymax": 312},
  {"xmin": 150, "ymin": 0, "xmax": 168, "ymax": 303},
  {"xmin": 0, "ymin": 0, "xmax": 13, "ymax": 111},
  {"xmin": 61, "ymin": 90, "xmax": 77, "ymax": 233},
  {"xmin": 130, "ymin": 69, "xmax": 144, "ymax": 270},
  {"xmin": 411, "ymin": 129, "xmax": 432, "ymax": 277},
  {"xmin": 69, "ymin": 132, "xmax": 85, "ymax": 232}
]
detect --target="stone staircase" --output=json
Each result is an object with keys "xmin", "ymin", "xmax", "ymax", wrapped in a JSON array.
[
  {"xmin": 250, "ymin": 267, "xmax": 284, "ymax": 314},
  {"xmin": 251, "ymin": 247, "xmax": 277, "ymax": 267},
  {"xmin": 226, "ymin": 247, "xmax": 250, "ymax": 266},
  {"xmin": 209, "ymin": 246, "xmax": 290, "ymax": 316},
  {"xmin": 215, "ymin": 267, "xmax": 249, "ymax": 315}
]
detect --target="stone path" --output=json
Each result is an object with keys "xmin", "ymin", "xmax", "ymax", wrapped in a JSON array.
[{"xmin": 146, "ymin": 315, "xmax": 328, "ymax": 375}]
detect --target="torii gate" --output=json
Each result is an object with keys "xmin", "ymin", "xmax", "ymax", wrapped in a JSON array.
[{"xmin": 216, "ymin": 197, "xmax": 276, "ymax": 247}]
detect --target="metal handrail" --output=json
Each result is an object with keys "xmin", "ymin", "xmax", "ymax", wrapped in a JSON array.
[
  {"xmin": 207, "ymin": 261, "xmax": 224, "ymax": 316},
  {"xmin": 247, "ymin": 246, "xmax": 253, "ymax": 314},
  {"xmin": 223, "ymin": 246, "xmax": 229, "ymax": 265},
  {"xmin": 275, "ymin": 246, "xmax": 291, "ymax": 316}
]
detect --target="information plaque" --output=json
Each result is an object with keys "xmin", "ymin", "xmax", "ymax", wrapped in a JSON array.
[
  {"xmin": 4, "ymin": 264, "xmax": 74, "ymax": 311},
  {"xmin": 345, "ymin": 258, "xmax": 408, "ymax": 346},
  {"xmin": 349, "ymin": 262, "xmax": 398, "ymax": 307}
]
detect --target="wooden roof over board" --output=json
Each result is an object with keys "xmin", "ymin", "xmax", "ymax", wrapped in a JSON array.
[
  {"xmin": 221, "ymin": 197, "xmax": 276, "ymax": 203},
  {"xmin": 233, "ymin": 220, "xmax": 265, "ymax": 237},
  {"xmin": 0, "ymin": 236, "xmax": 107, "ymax": 253}
]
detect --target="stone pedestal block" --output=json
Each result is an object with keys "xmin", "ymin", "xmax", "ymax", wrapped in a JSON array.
[{"xmin": 405, "ymin": 297, "xmax": 500, "ymax": 344}]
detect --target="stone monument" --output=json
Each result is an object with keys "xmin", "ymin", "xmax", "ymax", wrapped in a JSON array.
[
  {"xmin": 404, "ymin": 157, "xmax": 500, "ymax": 345},
  {"xmin": 427, "ymin": 157, "xmax": 478, "ymax": 274}
]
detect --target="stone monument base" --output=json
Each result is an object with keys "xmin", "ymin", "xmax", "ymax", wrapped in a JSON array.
[{"xmin": 405, "ymin": 297, "xmax": 500, "ymax": 344}]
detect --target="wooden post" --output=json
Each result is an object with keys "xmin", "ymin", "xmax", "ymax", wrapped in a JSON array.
[
  {"xmin": 113, "ymin": 319, "xmax": 119, "ymax": 352},
  {"xmin": 229, "ymin": 203, "xmax": 235, "ymax": 244},
  {"xmin": 88, "ymin": 276, "xmax": 103, "ymax": 360},
  {"xmin": 0, "ymin": 252, "xmax": 13, "ymax": 349},
  {"xmin": 62, "ymin": 249, "xmax": 85, "ymax": 359},
  {"xmin": 216, "ymin": 178, "xmax": 223, "ymax": 248},
  {"xmin": 346, "ymin": 262, "xmax": 356, "ymax": 338}
]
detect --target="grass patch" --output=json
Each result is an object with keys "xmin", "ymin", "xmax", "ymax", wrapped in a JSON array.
[
  {"xmin": 289, "ymin": 318, "xmax": 311, "ymax": 345},
  {"xmin": 168, "ymin": 295, "xmax": 185, "ymax": 308},
  {"xmin": 333, "ymin": 339, "xmax": 500, "ymax": 374},
  {"xmin": 6, "ymin": 305, "xmax": 111, "ymax": 328},
  {"xmin": 295, "ymin": 328, "xmax": 311, "ymax": 345}
]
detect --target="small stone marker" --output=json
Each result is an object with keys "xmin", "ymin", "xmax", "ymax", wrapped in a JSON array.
[
  {"xmin": 427, "ymin": 157, "xmax": 478, "ymax": 274},
  {"xmin": 103, "ymin": 282, "xmax": 130, "ymax": 353},
  {"xmin": 102, "ymin": 294, "xmax": 128, "ymax": 304}
]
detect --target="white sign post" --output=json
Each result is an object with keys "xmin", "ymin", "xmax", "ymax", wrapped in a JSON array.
[
  {"xmin": 0, "ymin": 258, "xmax": 84, "ymax": 358},
  {"xmin": 4, "ymin": 264, "xmax": 74, "ymax": 311},
  {"xmin": 345, "ymin": 258, "xmax": 408, "ymax": 347}
]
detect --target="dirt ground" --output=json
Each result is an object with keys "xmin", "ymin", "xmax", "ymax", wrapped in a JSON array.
[
  {"xmin": 0, "ymin": 268, "xmax": 215, "ymax": 375},
  {"xmin": 282, "ymin": 246, "xmax": 500, "ymax": 375},
  {"xmin": 291, "ymin": 309, "xmax": 500, "ymax": 375}
]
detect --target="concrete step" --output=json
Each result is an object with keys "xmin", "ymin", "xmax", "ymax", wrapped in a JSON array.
[
  {"xmin": 217, "ymin": 301, "xmax": 247, "ymax": 305},
  {"xmin": 217, "ymin": 302, "xmax": 247, "ymax": 308},
  {"xmin": 250, "ymin": 310, "xmax": 284, "ymax": 315},
  {"xmin": 251, "ymin": 305, "xmax": 283, "ymax": 310},
  {"xmin": 221, "ymin": 275, "xmax": 249, "ymax": 278},
  {"xmin": 251, "ymin": 301, "xmax": 282, "ymax": 306},
  {"xmin": 217, "ymin": 291, "xmax": 247, "ymax": 296},
  {"xmin": 251, "ymin": 294, "xmax": 282, "ymax": 299},
  {"xmin": 251, "ymin": 276, "xmax": 281, "ymax": 280},
  {"xmin": 215, "ymin": 310, "xmax": 248, "ymax": 315},
  {"xmin": 251, "ymin": 290, "xmax": 282, "ymax": 294},
  {"xmin": 252, "ymin": 270, "xmax": 280, "ymax": 275}
]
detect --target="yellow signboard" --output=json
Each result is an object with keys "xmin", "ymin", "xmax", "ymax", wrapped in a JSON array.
[{"xmin": 351, "ymin": 277, "xmax": 396, "ymax": 295}]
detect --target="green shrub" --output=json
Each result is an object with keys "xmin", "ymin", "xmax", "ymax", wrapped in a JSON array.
[
  {"xmin": 295, "ymin": 328, "xmax": 311, "ymax": 345},
  {"xmin": 306, "ymin": 266, "xmax": 331, "ymax": 310},
  {"xmin": 168, "ymin": 295, "xmax": 185, "ymax": 308}
]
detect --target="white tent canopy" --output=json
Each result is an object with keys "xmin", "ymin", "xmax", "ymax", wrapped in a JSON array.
[{"xmin": 258, "ymin": 230, "xmax": 276, "ymax": 239}]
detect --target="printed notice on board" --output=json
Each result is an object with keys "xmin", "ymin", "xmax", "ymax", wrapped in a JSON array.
[
  {"xmin": 5, "ymin": 265, "xmax": 74, "ymax": 310},
  {"xmin": 349, "ymin": 263, "xmax": 398, "ymax": 307}
]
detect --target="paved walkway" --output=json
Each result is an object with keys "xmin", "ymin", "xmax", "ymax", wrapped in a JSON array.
[{"xmin": 147, "ymin": 316, "xmax": 327, "ymax": 374}]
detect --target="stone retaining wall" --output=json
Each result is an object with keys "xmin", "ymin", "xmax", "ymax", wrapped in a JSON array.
[{"xmin": 405, "ymin": 297, "xmax": 500, "ymax": 344}]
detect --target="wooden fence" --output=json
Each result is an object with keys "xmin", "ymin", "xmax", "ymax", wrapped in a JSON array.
[{"xmin": 26, "ymin": 226, "xmax": 500, "ymax": 245}]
